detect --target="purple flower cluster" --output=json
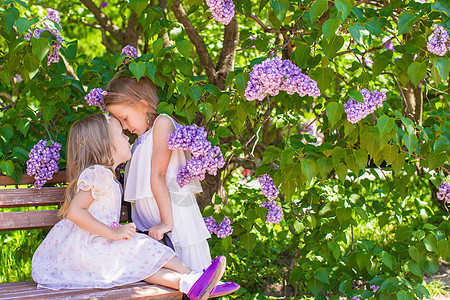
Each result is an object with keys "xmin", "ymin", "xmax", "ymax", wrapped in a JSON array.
[
  {"xmin": 206, "ymin": 0, "xmax": 235, "ymax": 25},
  {"xmin": 26, "ymin": 139, "xmax": 61, "ymax": 189},
  {"xmin": 24, "ymin": 9, "xmax": 63, "ymax": 65},
  {"xmin": 245, "ymin": 57, "xmax": 320, "ymax": 101},
  {"xmin": 101, "ymin": 1, "xmax": 108, "ymax": 8},
  {"xmin": 370, "ymin": 285, "xmax": 380, "ymax": 292},
  {"xmin": 204, "ymin": 216, "xmax": 219, "ymax": 234},
  {"xmin": 122, "ymin": 45, "xmax": 139, "ymax": 64},
  {"xmin": 437, "ymin": 181, "xmax": 450, "ymax": 204},
  {"xmin": 344, "ymin": 89, "xmax": 386, "ymax": 123},
  {"xmin": 261, "ymin": 201, "xmax": 283, "ymax": 224},
  {"xmin": 168, "ymin": 125, "xmax": 225, "ymax": 188},
  {"xmin": 258, "ymin": 174, "xmax": 279, "ymax": 200},
  {"xmin": 427, "ymin": 24, "xmax": 449, "ymax": 56},
  {"xmin": 84, "ymin": 88, "xmax": 108, "ymax": 112},
  {"xmin": 203, "ymin": 216, "xmax": 232, "ymax": 238}
]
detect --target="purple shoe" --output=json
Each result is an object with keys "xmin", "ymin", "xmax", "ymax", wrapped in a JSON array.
[
  {"xmin": 209, "ymin": 281, "xmax": 240, "ymax": 298},
  {"xmin": 187, "ymin": 256, "xmax": 226, "ymax": 300}
]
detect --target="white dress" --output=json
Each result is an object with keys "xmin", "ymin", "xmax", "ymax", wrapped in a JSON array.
[
  {"xmin": 124, "ymin": 114, "xmax": 212, "ymax": 272},
  {"xmin": 32, "ymin": 165, "xmax": 175, "ymax": 289}
]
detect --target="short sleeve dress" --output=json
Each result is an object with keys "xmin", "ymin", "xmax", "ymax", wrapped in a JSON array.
[
  {"xmin": 32, "ymin": 165, "xmax": 175, "ymax": 290},
  {"xmin": 124, "ymin": 114, "xmax": 212, "ymax": 272}
]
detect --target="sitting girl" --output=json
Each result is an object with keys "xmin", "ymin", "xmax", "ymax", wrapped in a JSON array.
[{"xmin": 32, "ymin": 114, "xmax": 225, "ymax": 300}]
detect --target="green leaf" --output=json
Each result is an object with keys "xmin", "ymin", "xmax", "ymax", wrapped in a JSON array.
[
  {"xmin": 23, "ymin": 54, "xmax": 40, "ymax": 79},
  {"xmin": 377, "ymin": 115, "xmax": 395, "ymax": 136},
  {"xmin": 188, "ymin": 85, "xmax": 203, "ymax": 103},
  {"xmin": 322, "ymin": 18, "xmax": 341, "ymax": 41},
  {"xmin": 31, "ymin": 37, "xmax": 50, "ymax": 62},
  {"xmin": 365, "ymin": 18, "xmax": 383, "ymax": 34},
  {"xmin": 321, "ymin": 35, "xmax": 344, "ymax": 58},
  {"xmin": 326, "ymin": 102, "xmax": 344, "ymax": 127},
  {"xmin": 356, "ymin": 252, "xmax": 371, "ymax": 269},
  {"xmin": 422, "ymin": 255, "xmax": 439, "ymax": 274},
  {"xmin": 307, "ymin": 278, "xmax": 323, "ymax": 296},
  {"xmin": 335, "ymin": 0, "xmax": 352, "ymax": 21},
  {"xmin": 309, "ymin": 0, "xmax": 328, "ymax": 23},
  {"xmin": 437, "ymin": 239, "xmax": 450, "ymax": 259},
  {"xmin": 432, "ymin": 0, "xmax": 450, "ymax": 16},
  {"xmin": 373, "ymin": 51, "xmax": 392, "ymax": 76},
  {"xmin": 432, "ymin": 58, "xmax": 450, "ymax": 81},
  {"xmin": 0, "ymin": 160, "xmax": 14, "ymax": 177},
  {"xmin": 380, "ymin": 251, "xmax": 394, "ymax": 270},
  {"xmin": 240, "ymin": 233, "xmax": 257, "ymax": 251},
  {"xmin": 129, "ymin": 62, "xmax": 146, "ymax": 81},
  {"xmin": 145, "ymin": 61, "xmax": 156, "ymax": 80},
  {"xmin": 402, "ymin": 132, "xmax": 418, "ymax": 155},
  {"xmin": 270, "ymin": 0, "xmax": 289, "ymax": 23},
  {"xmin": 153, "ymin": 39, "xmax": 164, "ymax": 57},
  {"xmin": 335, "ymin": 163, "xmax": 347, "ymax": 182},
  {"xmin": 301, "ymin": 159, "xmax": 317, "ymax": 182},
  {"xmin": 348, "ymin": 23, "xmax": 367, "ymax": 44},
  {"xmin": 41, "ymin": 106, "xmax": 56, "ymax": 124},
  {"xmin": 15, "ymin": 17, "xmax": 33, "ymax": 35},
  {"xmin": 294, "ymin": 43, "xmax": 311, "ymax": 69},
  {"xmin": 311, "ymin": 67, "xmax": 333, "ymax": 92},
  {"xmin": 198, "ymin": 103, "xmax": 214, "ymax": 122},
  {"xmin": 408, "ymin": 61, "xmax": 428, "ymax": 87},
  {"xmin": 379, "ymin": 277, "xmax": 399, "ymax": 294},
  {"xmin": 398, "ymin": 11, "xmax": 417, "ymax": 35},
  {"xmin": 315, "ymin": 268, "xmax": 330, "ymax": 284},
  {"xmin": 408, "ymin": 246, "xmax": 422, "ymax": 263},
  {"xmin": 129, "ymin": 0, "xmax": 148, "ymax": 16},
  {"xmin": 280, "ymin": 147, "xmax": 296, "ymax": 167},
  {"xmin": 349, "ymin": 89, "xmax": 364, "ymax": 103},
  {"xmin": 176, "ymin": 38, "xmax": 193, "ymax": 58},
  {"xmin": 16, "ymin": 118, "xmax": 30, "ymax": 137},
  {"xmin": 157, "ymin": 102, "xmax": 174, "ymax": 115},
  {"xmin": 261, "ymin": 146, "xmax": 280, "ymax": 165},
  {"xmin": 423, "ymin": 234, "xmax": 439, "ymax": 253},
  {"xmin": 397, "ymin": 291, "xmax": 416, "ymax": 300},
  {"xmin": 407, "ymin": 261, "xmax": 423, "ymax": 277}
]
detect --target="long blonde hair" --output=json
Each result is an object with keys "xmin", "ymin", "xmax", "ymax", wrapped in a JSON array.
[
  {"xmin": 58, "ymin": 114, "xmax": 115, "ymax": 219},
  {"xmin": 104, "ymin": 75, "xmax": 160, "ymax": 127}
]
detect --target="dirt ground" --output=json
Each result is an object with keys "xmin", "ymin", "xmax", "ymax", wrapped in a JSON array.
[{"xmin": 424, "ymin": 261, "xmax": 450, "ymax": 299}]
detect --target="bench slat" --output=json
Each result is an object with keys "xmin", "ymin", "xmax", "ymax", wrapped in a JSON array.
[
  {"xmin": 0, "ymin": 210, "xmax": 59, "ymax": 231},
  {"xmin": 0, "ymin": 187, "xmax": 65, "ymax": 208},
  {"xmin": 0, "ymin": 173, "xmax": 67, "ymax": 186},
  {"xmin": 0, "ymin": 281, "xmax": 182, "ymax": 300}
]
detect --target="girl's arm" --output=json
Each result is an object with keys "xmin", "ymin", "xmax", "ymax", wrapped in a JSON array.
[
  {"xmin": 67, "ymin": 190, "xmax": 136, "ymax": 240},
  {"xmin": 149, "ymin": 115, "xmax": 176, "ymax": 240}
]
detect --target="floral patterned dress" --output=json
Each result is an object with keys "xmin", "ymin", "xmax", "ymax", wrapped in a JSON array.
[{"xmin": 32, "ymin": 165, "xmax": 175, "ymax": 290}]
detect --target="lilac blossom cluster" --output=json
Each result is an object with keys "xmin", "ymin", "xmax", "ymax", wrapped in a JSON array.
[
  {"xmin": 122, "ymin": 45, "xmax": 139, "ymax": 65},
  {"xmin": 245, "ymin": 57, "xmax": 321, "ymax": 101},
  {"xmin": 258, "ymin": 174, "xmax": 279, "ymax": 200},
  {"xmin": 206, "ymin": 0, "xmax": 235, "ymax": 25},
  {"xmin": 427, "ymin": 24, "xmax": 449, "ymax": 56},
  {"xmin": 203, "ymin": 216, "xmax": 232, "ymax": 238},
  {"xmin": 26, "ymin": 139, "xmax": 61, "ymax": 189},
  {"xmin": 168, "ymin": 125, "xmax": 225, "ymax": 188},
  {"xmin": 84, "ymin": 88, "xmax": 107, "ymax": 112},
  {"xmin": 261, "ymin": 201, "xmax": 283, "ymax": 224},
  {"xmin": 437, "ymin": 181, "xmax": 450, "ymax": 204},
  {"xmin": 344, "ymin": 89, "xmax": 386, "ymax": 124},
  {"xmin": 24, "ymin": 9, "xmax": 63, "ymax": 66}
]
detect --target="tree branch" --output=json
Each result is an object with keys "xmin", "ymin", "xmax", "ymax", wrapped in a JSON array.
[
  {"xmin": 171, "ymin": 0, "xmax": 216, "ymax": 83},
  {"xmin": 215, "ymin": 17, "xmax": 239, "ymax": 89}
]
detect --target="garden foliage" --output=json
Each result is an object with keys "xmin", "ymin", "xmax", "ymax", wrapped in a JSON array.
[{"xmin": 0, "ymin": 0, "xmax": 449, "ymax": 298}]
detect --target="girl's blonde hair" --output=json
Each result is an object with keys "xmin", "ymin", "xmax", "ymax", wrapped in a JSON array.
[
  {"xmin": 58, "ymin": 114, "xmax": 115, "ymax": 219},
  {"xmin": 104, "ymin": 75, "xmax": 160, "ymax": 127}
]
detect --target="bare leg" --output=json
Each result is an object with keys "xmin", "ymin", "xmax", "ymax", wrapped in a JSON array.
[
  {"xmin": 144, "ymin": 268, "xmax": 183, "ymax": 290},
  {"xmin": 162, "ymin": 256, "xmax": 191, "ymax": 274}
]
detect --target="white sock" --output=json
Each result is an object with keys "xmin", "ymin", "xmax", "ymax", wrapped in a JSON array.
[{"xmin": 179, "ymin": 271, "xmax": 202, "ymax": 294}]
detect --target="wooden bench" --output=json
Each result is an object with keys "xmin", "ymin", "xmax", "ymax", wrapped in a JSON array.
[{"xmin": 0, "ymin": 172, "xmax": 183, "ymax": 299}]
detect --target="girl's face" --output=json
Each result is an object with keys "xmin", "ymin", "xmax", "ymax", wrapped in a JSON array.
[
  {"xmin": 107, "ymin": 102, "xmax": 149, "ymax": 136},
  {"xmin": 109, "ymin": 117, "xmax": 131, "ymax": 167}
]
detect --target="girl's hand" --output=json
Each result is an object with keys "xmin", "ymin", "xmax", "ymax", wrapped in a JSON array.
[
  {"xmin": 148, "ymin": 222, "xmax": 172, "ymax": 241},
  {"xmin": 111, "ymin": 222, "xmax": 136, "ymax": 240}
]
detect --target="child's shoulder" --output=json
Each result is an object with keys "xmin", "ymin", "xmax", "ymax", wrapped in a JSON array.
[
  {"xmin": 79, "ymin": 165, "xmax": 114, "ymax": 181},
  {"xmin": 153, "ymin": 114, "xmax": 176, "ymax": 134}
]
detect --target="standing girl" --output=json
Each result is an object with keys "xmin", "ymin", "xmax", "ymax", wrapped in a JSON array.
[
  {"xmin": 105, "ymin": 76, "xmax": 239, "ymax": 297},
  {"xmin": 32, "ymin": 114, "xmax": 225, "ymax": 300}
]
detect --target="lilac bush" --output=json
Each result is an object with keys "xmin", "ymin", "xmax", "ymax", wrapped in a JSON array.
[
  {"xmin": 206, "ymin": 0, "xmax": 235, "ymax": 25},
  {"xmin": 437, "ymin": 181, "xmax": 450, "ymax": 204},
  {"xmin": 261, "ymin": 200, "xmax": 283, "ymax": 224},
  {"xmin": 344, "ymin": 89, "xmax": 386, "ymax": 123},
  {"xmin": 258, "ymin": 174, "xmax": 279, "ymax": 200},
  {"xmin": 84, "ymin": 88, "xmax": 108, "ymax": 112},
  {"xmin": 427, "ymin": 24, "xmax": 449, "ymax": 56}
]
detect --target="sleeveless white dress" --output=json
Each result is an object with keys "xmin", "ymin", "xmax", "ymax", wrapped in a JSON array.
[
  {"xmin": 32, "ymin": 165, "xmax": 175, "ymax": 289},
  {"xmin": 124, "ymin": 114, "xmax": 212, "ymax": 272}
]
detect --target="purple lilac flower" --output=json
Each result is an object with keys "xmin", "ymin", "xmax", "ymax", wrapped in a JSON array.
[
  {"xmin": 427, "ymin": 24, "xmax": 449, "ymax": 56},
  {"xmin": 206, "ymin": 0, "xmax": 235, "ymax": 25},
  {"xmin": 204, "ymin": 216, "xmax": 219, "ymax": 234},
  {"xmin": 344, "ymin": 89, "xmax": 386, "ymax": 123},
  {"xmin": 44, "ymin": 8, "xmax": 61, "ymax": 25},
  {"xmin": 364, "ymin": 56, "xmax": 373, "ymax": 66},
  {"xmin": 24, "ymin": 32, "xmax": 32, "ymax": 41},
  {"xmin": 382, "ymin": 37, "xmax": 394, "ymax": 51},
  {"xmin": 437, "ymin": 181, "xmax": 450, "ymax": 204},
  {"xmin": 122, "ymin": 45, "xmax": 139, "ymax": 64},
  {"xmin": 101, "ymin": 1, "xmax": 108, "ymax": 8},
  {"xmin": 84, "ymin": 88, "xmax": 108, "ymax": 112},
  {"xmin": 370, "ymin": 285, "xmax": 380, "ymax": 292},
  {"xmin": 258, "ymin": 174, "xmax": 280, "ymax": 200},
  {"xmin": 47, "ymin": 42, "xmax": 61, "ymax": 65},
  {"xmin": 169, "ymin": 125, "xmax": 225, "ymax": 187},
  {"xmin": 216, "ymin": 216, "xmax": 233, "ymax": 238},
  {"xmin": 33, "ymin": 29, "xmax": 46, "ymax": 39},
  {"xmin": 261, "ymin": 200, "xmax": 283, "ymax": 224},
  {"xmin": 245, "ymin": 57, "xmax": 320, "ymax": 101},
  {"xmin": 26, "ymin": 139, "xmax": 61, "ymax": 189}
]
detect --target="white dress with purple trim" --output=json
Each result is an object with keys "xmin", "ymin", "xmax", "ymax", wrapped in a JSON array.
[
  {"xmin": 32, "ymin": 165, "xmax": 175, "ymax": 290},
  {"xmin": 124, "ymin": 114, "xmax": 212, "ymax": 272}
]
